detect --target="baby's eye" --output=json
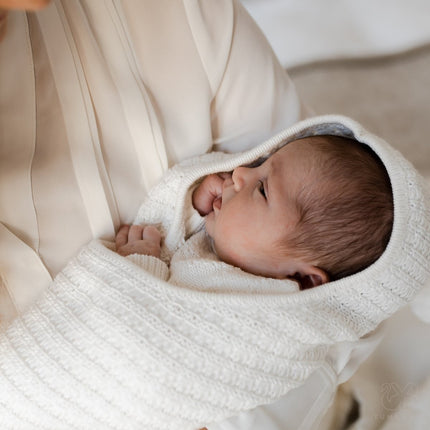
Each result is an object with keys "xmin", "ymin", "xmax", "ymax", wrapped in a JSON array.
[{"xmin": 259, "ymin": 181, "xmax": 266, "ymax": 199}]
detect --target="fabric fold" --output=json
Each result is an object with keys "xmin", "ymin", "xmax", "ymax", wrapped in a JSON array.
[{"xmin": 37, "ymin": 2, "xmax": 116, "ymax": 240}]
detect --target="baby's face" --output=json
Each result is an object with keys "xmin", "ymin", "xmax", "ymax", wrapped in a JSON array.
[{"xmin": 205, "ymin": 139, "xmax": 316, "ymax": 279}]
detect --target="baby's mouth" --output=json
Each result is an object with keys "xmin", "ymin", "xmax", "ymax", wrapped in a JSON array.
[{"xmin": 213, "ymin": 195, "xmax": 222, "ymax": 211}]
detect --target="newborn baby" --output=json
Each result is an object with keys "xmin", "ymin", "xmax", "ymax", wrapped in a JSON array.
[
  {"xmin": 2, "ymin": 116, "xmax": 427, "ymax": 430},
  {"xmin": 117, "ymin": 135, "xmax": 393, "ymax": 289}
]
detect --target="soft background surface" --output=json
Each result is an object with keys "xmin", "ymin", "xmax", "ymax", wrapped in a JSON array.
[
  {"xmin": 242, "ymin": 2, "xmax": 430, "ymax": 428},
  {"xmin": 242, "ymin": 0, "xmax": 430, "ymax": 69}
]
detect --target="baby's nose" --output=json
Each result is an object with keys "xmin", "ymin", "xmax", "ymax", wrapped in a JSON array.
[{"xmin": 232, "ymin": 166, "xmax": 249, "ymax": 191}]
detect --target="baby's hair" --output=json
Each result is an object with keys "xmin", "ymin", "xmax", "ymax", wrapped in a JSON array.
[{"xmin": 284, "ymin": 135, "xmax": 393, "ymax": 282}]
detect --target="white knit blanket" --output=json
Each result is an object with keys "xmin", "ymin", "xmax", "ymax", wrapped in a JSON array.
[{"xmin": 1, "ymin": 115, "xmax": 429, "ymax": 430}]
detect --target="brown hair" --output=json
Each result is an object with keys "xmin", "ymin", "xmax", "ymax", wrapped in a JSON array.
[{"xmin": 283, "ymin": 135, "xmax": 393, "ymax": 281}]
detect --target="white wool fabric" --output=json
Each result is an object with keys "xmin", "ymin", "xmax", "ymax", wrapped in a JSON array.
[{"xmin": 0, "ymin": 115, "xmax": 429, "ymax": 429}]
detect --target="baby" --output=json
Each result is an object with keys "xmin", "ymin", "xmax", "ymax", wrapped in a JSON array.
[
  {"xmin": 2, "ymin": 118, "xmax": 427, "ymax": 430},
  {"xmin": 116, "ymin": 134, "xmax": 393, "ymax": 290}
]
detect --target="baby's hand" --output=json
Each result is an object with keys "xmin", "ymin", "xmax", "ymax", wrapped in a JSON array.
[
  {"xmin": 115, "ymin": 225, "xmax": 161, "ymax": 258},
  {"xmin": 192, "ymin": 173, "xmax": 231, "ymax": 216}
]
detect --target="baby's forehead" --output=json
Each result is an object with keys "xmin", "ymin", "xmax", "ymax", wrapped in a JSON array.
[
  {"xmin": 246, "ymin": 134, "xmax": 349, "ymax": 171},
  {"xmin": 271, "ymin": 137, "xmax": 324, "ymax": 163}
]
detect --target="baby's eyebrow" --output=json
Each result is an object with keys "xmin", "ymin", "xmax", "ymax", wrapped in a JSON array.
[
  {"xmin": 270, "ymin": 155, "xmax": 280, "ymax": 177},
  {"xmin": 265, "ymin": 177, "xmax": 270, "ymax": 201},
  {"xmin": 265, "ymin": 160, "xmax": 279, "ymax": 203}
]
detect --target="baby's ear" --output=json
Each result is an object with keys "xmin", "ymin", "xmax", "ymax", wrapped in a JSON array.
[{"xmin": 291, "ymin": 266, "xmax": 329, "ymax": 290}]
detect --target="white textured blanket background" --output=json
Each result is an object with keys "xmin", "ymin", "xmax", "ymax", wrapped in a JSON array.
[{"xmin": 242, "ymin": 1, "xmax": 430, "ymax": 429}]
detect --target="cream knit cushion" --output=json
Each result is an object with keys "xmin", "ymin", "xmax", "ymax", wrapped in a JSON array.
[{"xmin": 0, "ymin": 115, "xmax": 429, "ymax": 430}]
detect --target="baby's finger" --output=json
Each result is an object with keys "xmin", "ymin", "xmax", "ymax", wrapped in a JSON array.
[
  {"xmin": 193, "ymin": 174, "xmax": 225, "ymax": 215},
  {"xmin": 115, "ymin": 225, "xmax": 130, "ymax": 248},
  {"xmin": 208, "ymin": 174, "xmax": 225, "ymax": 197},
  {"xmin": 143, "ymin": 225, "xmax": 161, "ymax": 244},
  {"xmin": 128, "ymin": 224, "xmax": 144, "ymax": 242}
]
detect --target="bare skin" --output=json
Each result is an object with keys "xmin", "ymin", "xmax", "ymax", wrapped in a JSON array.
[
  {"xmin": 192, "ymin": 140, "xmax": 328, "ymax": 286},
  {"xmin": 115, "ymin": 224, "xmax": 162, "ymax": 258},
  {"xmin": 116, "ymin": 140, "xmax": 329, "ymax": 289}
]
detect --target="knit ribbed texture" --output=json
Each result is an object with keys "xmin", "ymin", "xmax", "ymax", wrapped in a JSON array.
[{"xmin": 0, "ymin": 115, "xmax": 429, "ymax": 429}]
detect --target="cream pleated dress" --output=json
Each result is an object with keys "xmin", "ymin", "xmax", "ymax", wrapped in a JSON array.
[{"xmin": 0, "ymin": 0, "xmax": 303, "ymax": 320}]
